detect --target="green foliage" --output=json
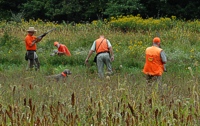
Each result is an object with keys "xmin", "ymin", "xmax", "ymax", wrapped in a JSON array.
[
  {"xmin": 0, "ymin": 31, "xmax": 24, "ymax": 65},
  {"xmin": 1, "ymin": 0, "xmax": 200, "ymax": 23},
  {"xmin": 1, "ymin": 17, "xmax": 200, "ymax": 125},
  {"xmin": 1, "ymin": 17, "xmax": 200, "ymax": 71},
  {"xmin": 47, "ymin": 56, "xmax": 71, "ymax": 66},
  {"xmin": 109, "ymin": 15, "xmax": 174, "ymax": 32},
  {"xmin": 10, "ymin": 11, "xmax": 25, "ymax": 23},
  {"xmin": 104, "ymin": 0, "xmax": 144, "ymax": 17},
  {"xmin": 0, "ymin": 31, "xmax": 21, "ymax": 48},
  {"xmin": 22, "ymin": 0, "xmax": 46, "ymax": 20},
  {"xmin": 0, "ymin": 0, "xmax": 26, "ymax": 20},
  {"xmin": 46, "ymin": 55, "xmax": 85, "ymax": 66}
]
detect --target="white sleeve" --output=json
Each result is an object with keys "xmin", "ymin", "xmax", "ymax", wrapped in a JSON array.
[
  {"xmin": 107, "ymin": 39, "xmax": 112, "ymax": 48},
  {"xmin": 90, "ymin": 41, "xmax": 96, "ymax": 51}
]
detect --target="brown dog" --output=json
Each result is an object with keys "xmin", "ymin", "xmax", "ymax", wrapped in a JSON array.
[{"xmin": 46, "ymin": 69, "xmax": 72, "ymax": 82}]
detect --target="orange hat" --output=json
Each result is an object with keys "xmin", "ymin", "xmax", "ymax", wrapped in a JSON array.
[
  {"xmin": 153, "ymin": 37, "xmax": 160, "ymax": 43},
  {"xmin": 54, "ymin": 41, "xmax": 59, "ymax": 46}
]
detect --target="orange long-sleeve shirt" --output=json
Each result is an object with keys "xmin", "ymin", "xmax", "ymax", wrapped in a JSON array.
[
  {"xmin": 25, "ymin": 34, "xmax": 37, "ymax": 51},
  {"xmin": 58, "ymin": 44, "xmax": 71, "ymax": 56}
]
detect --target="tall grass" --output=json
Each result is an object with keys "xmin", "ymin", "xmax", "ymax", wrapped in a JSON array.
[{"xmin": 0, "ymin": 16, "xmax": 200, "ymax": 125}]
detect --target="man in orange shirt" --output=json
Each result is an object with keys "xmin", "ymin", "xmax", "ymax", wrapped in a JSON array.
[
  {"xmin": 53, "ymin": 41, "xmax": 71, "ymax": 56},
  {"xmin": 85, "ymin": 35, "xmax": 114, "ymax": 78},
  {"xmin": 143, "ymin": 37, "xmax": 167, "ymax": 88},
  {"xmin": 25, "ymin": 27, "xmax": 42, "ymax": 71}
]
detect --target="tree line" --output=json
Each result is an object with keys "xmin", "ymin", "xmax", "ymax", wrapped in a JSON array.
[{"xmin": 0, "ymin": 0, "xmax": 200, "ymax": 23}]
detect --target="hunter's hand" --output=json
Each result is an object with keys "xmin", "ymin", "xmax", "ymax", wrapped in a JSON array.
[
  {"xmin": 85, "ymin": 58, "xmax": 89, "ymax": 64},
  {"xmin": 36, "ymin": 37, "xmax": 42, "ymax": 42},
  {"xmin": 31, "ymin": 40, "xmax": 37, "ymax": 46},
  {"xmin": 111, "ymin": 55, "xmax": 114, "ymax": 61}
]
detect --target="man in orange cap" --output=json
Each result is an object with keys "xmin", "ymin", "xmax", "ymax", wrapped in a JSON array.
[
  {"xmin": 25, "ymin": 27, "xmax": 43, "ymax": 71},
  {"xmin": 143, "ymin": 37, "xmax": 167, "ymax": 89},
  {"xmin": 53, "ymin": 41, "xmax": 71, "ymax": 56}
]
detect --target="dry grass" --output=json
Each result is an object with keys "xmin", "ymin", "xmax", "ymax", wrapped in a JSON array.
[{"xmin": 0, "ymin": 67, "xmax": 199, "ymax": 125}]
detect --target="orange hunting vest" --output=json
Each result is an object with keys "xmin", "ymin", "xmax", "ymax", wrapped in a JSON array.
[
  {"xmin": 143, "ymin": 46, "xmax": 164, "ymax": 76},
  {"xmin": 95, "ymin": 38, "xmax": 109, "ymax": 54}
]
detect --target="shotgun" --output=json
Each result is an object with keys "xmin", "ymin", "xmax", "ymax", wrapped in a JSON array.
[
  {"xmin": 32, "ymin": 28, "xmax": 56, "ymax": 44},
  {"xmin": 37, "ymin": 28, "xmax": 56, "ymax": 38}
]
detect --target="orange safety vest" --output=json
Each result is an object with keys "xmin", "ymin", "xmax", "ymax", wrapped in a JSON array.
[
  {"xmin": 25, "ymin": 34, "xmax": 37, "ymax": 50},
  {"xmin": 143, "ymin": 46, "xmax": 164, "ymax": 76},
  {"xmin": 95, "ymin": 38, "xmax": 108, "ymax": 54}
]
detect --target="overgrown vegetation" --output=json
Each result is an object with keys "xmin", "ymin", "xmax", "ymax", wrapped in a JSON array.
[
  {"xmin": 0, "ymin": 16, "xmax": 200, "ymax": 125},
  {"xmin": 1, "ymin": 0, "xmax": 200, "ymax": 22}
]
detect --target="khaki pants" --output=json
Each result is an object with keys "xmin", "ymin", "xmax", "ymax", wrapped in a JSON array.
[{"xmin": 96, "ymin": 53, "xmax": 113, "ymax": 78}]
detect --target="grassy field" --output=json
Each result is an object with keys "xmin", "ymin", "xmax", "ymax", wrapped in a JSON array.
[{"xmin": 0, "ymin": 17, "xmax": 200, "ymax": 125}]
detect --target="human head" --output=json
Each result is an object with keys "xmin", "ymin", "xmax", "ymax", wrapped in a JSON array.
[
  {"xmin": 99, "ymin": 35, "xmax": 105, "ymax": 38},
  {"xmin": 153, "ymin": 37, "xmax": 161, "ymax": 47},
  {"xmin": 153, "ymin": 37, "xmax": 160, "ymax": 43},
  {"xmin": 54, "ymin": 41, "xmax": 59, "ymax": 47}
]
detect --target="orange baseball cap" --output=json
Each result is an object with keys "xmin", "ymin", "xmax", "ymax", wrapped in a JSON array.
[
  {"xmin": 153, "ymin": 37, "xmax": 160, "ymax": 43},
  {"xmin": 54, "ymin": 41, "xmax": 59, "ymax": 46}
]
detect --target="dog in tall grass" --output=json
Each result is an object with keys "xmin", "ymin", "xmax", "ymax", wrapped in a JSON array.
[{"xmin": 46, "ymin": 69, "xmax": 72, "ymax": 82}]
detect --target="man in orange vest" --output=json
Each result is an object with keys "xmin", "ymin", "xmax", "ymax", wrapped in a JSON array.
[
  {"xmin": 143, "ymin": 37, "xmax": 167, "ymax": 87},
  {"xmin": 25, "ymin": 27, "xmax": 43, "ymax": 71},
  {"xmin": 53, "ymin": 41, "xmax": 71, "ymax": 56},
  {"xmin": 85, "ymin": 35, "xmax": 114, "ymax": 78}
]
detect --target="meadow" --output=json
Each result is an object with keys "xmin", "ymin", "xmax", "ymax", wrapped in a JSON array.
[{"xmin": 0, "ymin": 15, "xmax": 200, "ymax": 125}]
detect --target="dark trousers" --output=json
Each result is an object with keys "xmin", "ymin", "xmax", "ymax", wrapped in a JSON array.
[
  {"xmin": 146, "ymin": 74, "xmax": 162, "ymax": 92},
  {"xmin": 26, "ymin": 51, "xmax": 40, "ymax": 71},
  {"xmin": 29, "ymin": 58, "xmax": 40, "ymax": 70}
]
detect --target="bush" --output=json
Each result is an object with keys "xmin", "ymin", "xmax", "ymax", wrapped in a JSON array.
[{"xmin": 109, "ymin": 15, "xmax": 174, "ymax": 32}]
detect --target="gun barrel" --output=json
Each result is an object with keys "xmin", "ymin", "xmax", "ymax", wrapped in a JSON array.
[
  {"xmin": 46, "ymin": 28, "xmax": 56, "ymax": 34},
  {"xmin": 37, "ymin": 28, "xmax": 56, "ymax": 38}
]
